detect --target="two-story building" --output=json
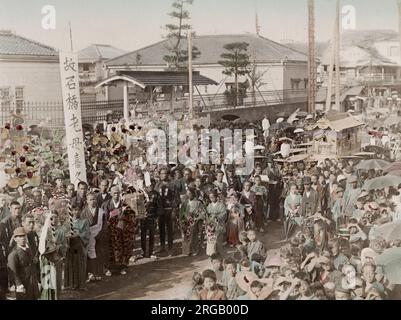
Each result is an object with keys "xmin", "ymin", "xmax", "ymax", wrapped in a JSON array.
[
  {"xmin": 0, "ymin": 30, "xmax": 62, "ymax": 124},
  {"xmin": 103, "ymin": 34, "xmax": 309, "ymax": 106},
  {"xmin": 78, "ymin": 44, "xmax": 126, "ymax": 100}
]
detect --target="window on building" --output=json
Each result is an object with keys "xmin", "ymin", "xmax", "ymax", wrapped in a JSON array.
[
  {"xmin": 83, "ymin": 64, "xmax": 90, "ymax": 71},
  {"xmin": 15, "ymin": 87, "xmax": 24, "ymax": 111},
  {"xmin": 0, "ymin": 87, "xmax": 10, "ymax": 99},
  {"xmin": 389, "ymin": 46, "xmax": 400, "ymax": 57}
]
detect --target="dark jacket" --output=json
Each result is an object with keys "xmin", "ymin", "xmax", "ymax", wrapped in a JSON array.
[
  {"xmin": 0, "ymin": 216, "xmax": 22, "ymax": 255},
  {"xmin": 96, "ymin": 192, "xmax": 111, "ymax": 209},
  {"xmin": 155, "ymin": 180, "xmax": 175, "ymax": 210},
  {"xmin": 7, "ymin": 246, "xmax": 40, "ymax": 300},
  {"xmin": 144, "ymin": 190, "xmax": 162, "ymax": 221}
]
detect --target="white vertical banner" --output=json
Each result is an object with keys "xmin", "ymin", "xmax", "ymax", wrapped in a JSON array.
[{"xmin": 59, "ymin": 52, "xmax": 87, "ymax": 186}]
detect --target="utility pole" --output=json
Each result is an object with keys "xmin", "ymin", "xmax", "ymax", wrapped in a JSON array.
[
  {"xmin": 68, "ymin": 21, "xmax": 74, "ymax": 52},
  {"xmin": 255, "ymin": 12, "xmax": 261, "ymax": 36},
  {"xmin": 397, "ymin": 1, "xmax": 401, "ymax": 80},
  {"xmin": 188, "ymin": 31, "xmax": 193, "ymax": 118},
  {"xmin": 307, "ymin": 0, "xmax": 316, "ymax": 113},
  {"xmin": 334, "ymin": 0, "xmax": 341, "ymax": 111}
]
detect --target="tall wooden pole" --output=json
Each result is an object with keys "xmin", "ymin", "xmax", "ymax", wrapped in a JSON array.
[
  {"xmin": 188, "ymin": 31, "xmax": 193, "ymax": 118},
  {"xmin": 398, "ymin": 1, "xmax": 401, "ymax": 80},
  {"xmin": 68, "ymin": 21, "xmax": 74, "ymax": 52},
  {"xmin": 308, "ymin": 0, "xmax": 316, "ymax": 113},
  {"xmin": 334, "ymin": 0, "xmax": 341, "ymax": 111}
]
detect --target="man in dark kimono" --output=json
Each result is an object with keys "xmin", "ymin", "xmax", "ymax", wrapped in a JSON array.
[
  {"xmin": 86, "ymin": 193, "xmax": 109, "ymax": 281},
  {"xmin": 7, "ymin": 227, "xmax": 39, "ymax": 300},
  {"xmin": 140, "ymin": 179, "xmax": 162, "ymax": 258},
  {"xmin": 96, "ymin": 179, "xmax": 111, "ymax": 208},
  {"xmin": 300, "ymin": 176, "xmax": 321, "ymax": 219},
  {"xmin": 155, "ymin": 168, "xmax": 175, "ymax": 255}
]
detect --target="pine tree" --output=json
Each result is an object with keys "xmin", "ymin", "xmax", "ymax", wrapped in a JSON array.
[
  {"xmin": 218, "ymin": 42, "xmax": 250, "ymax": 107},
  {"xmin": 163, "ymin": 0, "xmax": 200, "ymax": 70}
]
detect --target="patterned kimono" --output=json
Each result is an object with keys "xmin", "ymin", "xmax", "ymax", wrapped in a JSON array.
[
  {"xmin": 251, "ymin": 185, "xmax": 268, "ymax": 229},
  {"xmin": 64, "ymin": 218, "xmax": 90, "ymax": 289},
  {"xmin": 206, "ymin": 201, "xmax": 227, "ymax": 256},
  {"xmin": 103, "ymin": 199, "xmax": 137, "ymax": 269},
  {"xmin": 240, "ymin": 190, "xmax": 256, "ymax": 230},
  {"xmin": 180, "ymin": 199, "xmax": 205, "ymax": 255},
  {"xmin": 226, "ymin": 204, "xmax": 245, "ymax": 247},
  {"xmin": 284, "ymin": 193, "xmax": 302, "ymax": 225}
]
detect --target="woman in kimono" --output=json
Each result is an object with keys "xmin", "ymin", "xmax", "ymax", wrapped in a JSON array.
[
  {"xmin": 226, "ymin": 193, "xmax": 245, "ymax": 247},
  {"xmin": 206, "ymin": 191, "xmax": 227, "ymax": 256},
  {"xmin": 64, "ymin": 206, "xmax": 90, "ymax": 290},
  {"xmin": 38, "ymin": 210, "xmax": 68, "ymax": 300},
  {"xmin": 239, "ymin": 181, "xmax": 256, "ymax": 230},
  {"xmin": 251, "ymin": 175, "xmax": 268, "ymax": 232},
  {"xmin": 179, "ymin": 188, "xmax": 206, "ymax": 256},
  {"xmin": 284, "ymin": 184, "xmax": 302, "ymax": 239}
]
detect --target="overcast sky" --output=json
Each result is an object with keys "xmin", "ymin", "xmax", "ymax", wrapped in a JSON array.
[{"xmin": 1, "ymin": 0, "xmax": 399, "ymax": 52}]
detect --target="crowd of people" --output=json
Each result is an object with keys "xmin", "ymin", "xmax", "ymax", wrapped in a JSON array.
[{"xmin": 1, "ymin": 108, "xmax": 401, "ymax": 300}]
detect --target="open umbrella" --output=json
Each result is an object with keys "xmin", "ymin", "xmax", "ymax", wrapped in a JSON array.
[
  {"xmin": 383, "ymin": 162, "xmax": 401, "ymax": 174},
  {"xmin": 375, "ymin": 247, "xmax": 401, "ymax": 284},
  {"xmin": 354, "ymin": 159, "xmax": 389, "ymax": 171},
  {"xmin": 222, "ymin": 114, "xmax": 240, "ymax": 121},
  {"xmin": 375, "ymin": 221, "xmax": 401, "ymax": 242},
  {"xmin": 386, "ymin": 170, "xmax": 401, "ymax": 177},
  {"xmin": 362, "ymin": 176, "xmax": 401, "ymax": 191},
  {"xmin": 270, "ymin": 122, "xmax": 291, "ymax": 131},
  {"xmin": 383, "ymin": 116, "xmax": 401, "ymax": 128}
]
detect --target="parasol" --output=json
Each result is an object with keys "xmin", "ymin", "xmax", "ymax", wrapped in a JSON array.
[
  {"xmin": 383, "ymin": 117, "xmax": 401, "ymax": 128},
  {"xmin": 375, "ymin": 221, "xmax": 401, "ymax": 242},
  {"xmin": 383, "ymin": 162, "xmax": 401, "ymax": 174},
  {"xmin": 375, "ymin": 247, "xmax": 401, "ymax": 284},
  {"xmin": 354, "ymin": 159, "xmax": 389, "ymax": 171},
  {"xmin": 386, "ymin": 170, "xmax": 401, "ymax": 177},
  {"xmin": 362, "ymin": 175, "xmax": 401, "ymax": 191},
  {"xmin": 269, "ymin": 122, "xmax": 292, "ymax": 131},
  {"xmin": 222, "ymin": 114, "xmax": 240, "ymax": 121}
]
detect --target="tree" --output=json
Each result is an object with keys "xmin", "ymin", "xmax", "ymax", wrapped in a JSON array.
[
  {"xmin": 218, "ymin": 42, "xmax": 250, "ymax": 107},
  {"xmin": 163, "ymin": 0, "xmax": 200, "ymax": 70},
  {"xmin": 247, "ymin": 58, "xmax": 267, "ymax": 108}
]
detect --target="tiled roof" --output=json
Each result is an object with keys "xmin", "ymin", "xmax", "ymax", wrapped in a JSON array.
[
  {"xmin": 0, "ymin": 30, "xmax": 57, "ymax": 56},
  {"xmin": 321, "ymin": 29, "xmax": 399, "ymax": 67},
  {"xmin": 78, "ymin": 44, "xmax": 126, "ymax": 63},
  {"xmin": 106, "ymin": 34, "xmax": 308, "ymax": 66}
]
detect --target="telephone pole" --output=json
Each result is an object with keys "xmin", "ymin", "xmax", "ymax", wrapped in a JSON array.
[
  {"xmin": 308, "ymin": 0, "xmax": 316, "ymax": 113},
  {"xmin": 334, "ymin": 0, "xmax": 341, "ymax": 111},
  {"xmin": 188, "ymin": 31, "xmax": 193, "ymax": 118}
]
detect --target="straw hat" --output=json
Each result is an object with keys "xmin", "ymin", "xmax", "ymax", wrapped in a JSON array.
[
  {"xmin": 264, "ymin": 255, "xmax": 283, "ymax": 268},
  {"xmin": 235, "ymin": 271, "xmax": 259, "ymax": 292}
]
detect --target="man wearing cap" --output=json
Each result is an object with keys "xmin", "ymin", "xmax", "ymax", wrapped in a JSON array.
[
  {"xmin": 300, "ymin": 176, "xmax": 321, "ymax": 218},
  {"xmin": 7, "ymin": 227, "xmax": 39, "ymax": 300},
  {"xmin": 341, "ymin": 176, "xmax": 361, "ymax": 224}
]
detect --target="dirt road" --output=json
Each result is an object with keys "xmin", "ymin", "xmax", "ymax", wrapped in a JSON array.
[{"xmin": 63, "ymin": 221, "xmax": 286, "ymax": 300}]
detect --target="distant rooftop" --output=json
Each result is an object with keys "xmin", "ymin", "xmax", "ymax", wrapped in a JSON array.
[
  {"xmin": 0, "ymin": 30, "xmax": 57, "ymax": 57},
  {"xmin": 78, "ymin": 44, "xmax": 126, "ymax": 63},
  {"xmin": 106, "ymin": 33, "xmax": 308, "ymax": 67}
]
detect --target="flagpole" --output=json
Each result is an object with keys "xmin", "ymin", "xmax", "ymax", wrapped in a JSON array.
[
  {"xmin": 188, "ymin": 31, "xmax": 193, "ymax": 119},
  {"xmin": 69, "ymin": 21, "xmax": 74, "ymax": 52}
]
